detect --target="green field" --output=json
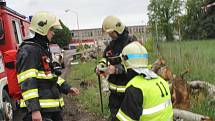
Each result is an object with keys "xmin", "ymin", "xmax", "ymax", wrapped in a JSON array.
[
  {"xmin": 158, "ymin": 40, "xmax": 215, "ymax": 119},
  {"xmin": 158, "ymin": 40, "xmax": 215, "ymax": 84},
  {"xmin": 67, "ymin": 60, "xmax": 110, "ymax": 118},
  {"xmin": 68, "ymin": 40, "xmax": 215, "ymax": 120}
]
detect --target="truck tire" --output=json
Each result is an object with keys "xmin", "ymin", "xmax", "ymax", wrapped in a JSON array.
[{"xmin": 2, "ymin": 89, "xmax": 13, "ymax": 121}]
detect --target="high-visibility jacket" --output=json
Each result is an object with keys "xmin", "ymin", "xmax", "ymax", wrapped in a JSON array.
[
  {"xmin": 116, "ymin": 75, "xmax": 173, "ymax": 121},
  {"xmin": 16, "ymin": 35, "xmax": 71, "ymax": 112}
]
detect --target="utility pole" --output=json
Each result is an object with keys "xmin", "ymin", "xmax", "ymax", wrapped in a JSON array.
[
  {"xmin": 144, "ymin": 26, "xmax": 146, "ymax": 44},
  {"xmin": 155, "ymin": 20, "xmax": 158, "ymax": 43}
]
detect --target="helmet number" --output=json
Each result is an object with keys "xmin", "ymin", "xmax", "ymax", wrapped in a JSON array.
[{"xmin": 156, "ymin": 82, "xmax": 168, "ymax": 97}]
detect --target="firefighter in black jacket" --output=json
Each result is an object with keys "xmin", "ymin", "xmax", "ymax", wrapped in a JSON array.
[
  {"xmin": 96, "ymin": 16, "xmax": 136, "ymax": 121},
  {"xmin": 16, "ymin": 11, "xmax": 79, "ymax": 121}
]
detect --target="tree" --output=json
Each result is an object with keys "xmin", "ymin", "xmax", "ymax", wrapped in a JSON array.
[
  {"xmin": 148, "ymin": 0, "xmax": 182, "ymax": 41},
  {"xmin": 201, "ymin": 0, "xmax": 215, "ymax": 39},
  {"xmin": 148, "ymin": 0, "xmax": 215, "ymax": 41},
  {"xmin": 178, "ymin": 0, "xmax": 215, "ymax": 40},
  {"xmin": 182, "ymin": 0, "xmax": 205, "ymax": 40},
  {"xmin": 51, "ymin": 20, "xmax": 71, "ymax": 48}
]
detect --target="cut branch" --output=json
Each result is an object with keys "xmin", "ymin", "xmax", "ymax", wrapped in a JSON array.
[
  {"xmin": 188, "ymin": 80, "xmax": 215, "ymax": 100},
  {"xmin": 174, "ymin": 109, "xmax": 212, "ymax": 121}
]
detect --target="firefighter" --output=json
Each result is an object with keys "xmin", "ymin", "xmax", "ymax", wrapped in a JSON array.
[
  {"xmin": 16, "ymin": 11, "xmax": 79, "ymax": 121},
  {"xmin": 96, "ymin": 16, "xmax": 137, "ymax": 120},
  {"xmin": 115, "ymin": 41, "xmax": 173, "ymax": 121}
]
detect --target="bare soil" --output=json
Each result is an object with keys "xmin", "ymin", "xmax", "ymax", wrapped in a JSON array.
[{"xmin": 62, "ymin": 95, "xmax": 106, "ymax": 121}]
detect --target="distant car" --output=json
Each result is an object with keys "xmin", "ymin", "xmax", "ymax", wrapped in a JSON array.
[{"xmin": 49, "ymin": 44, "xmax": 65, "ymax": 68}]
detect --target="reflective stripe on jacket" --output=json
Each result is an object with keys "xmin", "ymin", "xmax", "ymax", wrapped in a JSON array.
[
  {"xmin": 109, "ymin": 82, "xmax": 126, "ymax": 93},
  {"xmin": 20, "ymin": 98, "xmax": 64, "ymax": 108}
]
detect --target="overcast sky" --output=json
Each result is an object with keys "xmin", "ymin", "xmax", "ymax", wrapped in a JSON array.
[{"xmin": 7, "ymin": 0, "xmax": 150, "ymax": 30}]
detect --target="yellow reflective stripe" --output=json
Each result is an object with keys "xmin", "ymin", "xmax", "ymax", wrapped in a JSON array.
[
  {"xmin": 59, "ymin": 98, "xmax": 64, "ymax": 107},
  {"xmin": 109, "ymin": 83, "xmax": 126, "ymax": 92},
  {"xmin": 116, "ymin": 109, "xmax": 135, "ymax": 121},
  {"xmin": 99, "ymin": 58, "xmax": 110, "ymax": 65},
  {"xmin": 37, "ymin": 71, "xmax": 54, "ymax": 79},
  {"xmin": 18, "ymin": 69, "xmax": 38, "ymax": 83},
  {"xmin": 142, "ymin": 99, "xmax": 172, "ymax": 115},
  {"xmin": 147, "ymin": 64, "xmax": 152, "ymax": 70},
  {"xmin": 18, "ymin": 69, "xmax": 55, "ymax": 83},
  {"xmin": 57, "ymin": 77, "xmax": 65, "ymax": 86},
  {"xmin": 20, "ymin": 98, "xmax": 64, "ymax": 108},
  {"xmin": 40, "ymin": 98, "xmax": 65, "ymax": 108},
  {"xmin": 22, "ymin": 89, "xmax": 39, "ymax": 100},
  {"xmin": 40, "ymin": 101, "xmax": 60, "ymax": 108},
  {"xmin": 99, "ymin": 58, "xmax": 107, "ymax": 64},
  {"xmin": 20, "ymin": 99, "xmax": 26, "ymax": 107}
]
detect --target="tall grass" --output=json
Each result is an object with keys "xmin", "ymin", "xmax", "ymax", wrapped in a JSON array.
[
  {"xmin": 158, "ymin": 40, "xmax": 215, "ymax": 119},
  {"xmin": 158, "ymin": 40, "xmax": 215, "ymax": 84},
  {"xmin": 68, "ymin": 59, "xmax": 110, "ymax": 118}
]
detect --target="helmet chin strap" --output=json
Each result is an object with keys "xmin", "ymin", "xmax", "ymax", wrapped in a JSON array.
[
  {"xmin": 27, "ymin": 30, "xmax": 36, "ymax": 39},
  {"xmin": 47, "ymin": 37, "xmax": 52, "ymax": 43}
]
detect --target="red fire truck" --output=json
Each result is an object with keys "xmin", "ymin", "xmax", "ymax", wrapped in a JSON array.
[{"xmin": 0, "ymin": 1, "xmax": 30, "ymax": 120}]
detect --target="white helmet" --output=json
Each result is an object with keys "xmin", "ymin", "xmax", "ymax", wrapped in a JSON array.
[
  {"xmin": 102, "ymin": 16, "xmax": 125, "ymax": 34},
  {"xmin": 121, "ymin": 41, "xmax": 148, "ymax": 69},
  {"xmin": 29, "ymin": 11, "xmax": 62, "ymax": 36}
]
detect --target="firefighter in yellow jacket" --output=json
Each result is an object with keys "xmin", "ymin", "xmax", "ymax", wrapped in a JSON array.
[
  {"xmin": 16, "ymin": 11, "xmax": 79, "ymax": 121},
  {"xmin": 114, "ymin": 41, "xmax": 173, "ymax": 121}
]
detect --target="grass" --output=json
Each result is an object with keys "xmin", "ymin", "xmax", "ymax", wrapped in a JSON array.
[
  {"xmin": 68, "ymin": 60, "xmax": 98, "ymax": 82},
  {"xmin": 68, "ymin": 40, "xmax": 215, "ymax": 120},
  {"xmin": 68, "ymin": 59, "xmax": 110, "ymax": 118},
  {"xmin": 75, "ymin": 87, "xmax": 110, "ymax": 117},
  {"xmin": 158, "ymin": 40, "xmax": 215, "ymax": 84},
  {"xmin": 190, "ymin": 91, "xmax": 215, "ymax": 119},
  {"xmin": 158, "ymin": 40, "xmax": 215, "ymax": 119}
]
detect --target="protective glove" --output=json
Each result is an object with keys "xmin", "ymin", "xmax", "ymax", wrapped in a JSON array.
[
  {"xmin": 96, "ymin": 63, "xmax": 108, "ymax": 76},
  {"xmin": 95, "ymin": 58, "xmax": 108, "ymax": 74}
]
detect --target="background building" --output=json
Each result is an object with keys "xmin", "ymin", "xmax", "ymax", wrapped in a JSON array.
[{"xmin": 69, "ymin": 25, "xmax": 148, "ymax": 50}]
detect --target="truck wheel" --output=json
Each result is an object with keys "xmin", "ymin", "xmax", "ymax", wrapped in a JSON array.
[{"xmin": 2, "ymin": 89, "xmax": 13, "ymax": 121}]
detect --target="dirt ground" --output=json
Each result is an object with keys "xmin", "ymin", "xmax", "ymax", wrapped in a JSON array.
[
  {"xmin": 62, "ymin": 95, "xmax": 106, "ymax": 121},
  {"xmin": 61, "ymin": 55, "xmax": 107, "ymax": 121}
]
